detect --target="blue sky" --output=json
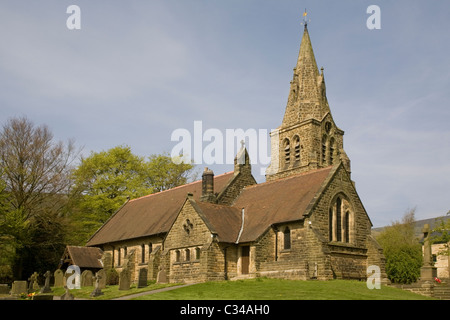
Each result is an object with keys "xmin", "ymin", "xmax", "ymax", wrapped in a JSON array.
[{"xmin": 1, "ymin": 1, "xmax": 449, "ymax": 227}]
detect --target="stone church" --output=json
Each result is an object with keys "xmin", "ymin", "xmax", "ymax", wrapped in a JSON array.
[{"xmin": 86, "ymin": 22, "xmax": 388, "ymax": 284}]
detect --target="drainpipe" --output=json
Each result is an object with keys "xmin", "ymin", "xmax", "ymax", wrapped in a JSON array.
[{"xmin": 235, "ymin": 208, "xmax": 245, "ymax": 244}]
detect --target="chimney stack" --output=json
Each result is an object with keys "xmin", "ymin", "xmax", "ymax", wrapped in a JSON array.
[{"xmin": 200, "ymin": 167, "xmax": 216, "ymax": 203}]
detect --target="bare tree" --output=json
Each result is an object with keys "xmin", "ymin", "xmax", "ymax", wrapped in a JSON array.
[
  {"xmin": 0, "ymin": 116, "xmax": 79, "ymax": 219},
  {"xmin": 0, "ymin": 116, "xmax": 80, "ymax": 279}
]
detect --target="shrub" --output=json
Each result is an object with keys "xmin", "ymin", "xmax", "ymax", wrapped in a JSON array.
[{"xmin": 384, "ymin": 246, "xmax": 422, "ymax": 284}]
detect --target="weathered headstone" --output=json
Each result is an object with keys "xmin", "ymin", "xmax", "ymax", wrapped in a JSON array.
[
  {"xmin": 156, "ymin": 266, "xmax": 167, "ymax": 284},
  {"xmin": 40, "ymin": 270, "xmax": 52, "ymax": 293},
  {"xmin": 118, "ymin": 269, "xmax": 131, "ymax": 290},
  {"xmin": 60, "ymin": 286, "xmax": 74, "ymax": 300},
  {"xmin": 0, "ymin": 284, "xmax": 9, "ymax": 294},
  {"xmin": 81, "ymin": 270, "xmax": 94, "ymax": 287},
  {"xmin": 137, "ymin": 268, "xmax": 148, "ymax": 288},
  {"xmin": 11, "ymin": 281, "xmax": 27, "ymax": 295},
  {"xmin": 28, "ymin": 272, "xmax": 40, "ymax": 292},
  {"xmin": 97, "ymin": 269, "xmax": 107, "ymax": 289},
  {"xmin": 54, "ymin": 269, "xmax": 64, "ymax": 287},
  {"xmin": 90, "ymin": 272, "xmax": 104, "ymax": 297}
]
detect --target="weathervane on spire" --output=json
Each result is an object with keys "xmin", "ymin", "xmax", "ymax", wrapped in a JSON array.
[{"xmin": 301, "ymin": 8, "xmax": 311, "ymax": 28}]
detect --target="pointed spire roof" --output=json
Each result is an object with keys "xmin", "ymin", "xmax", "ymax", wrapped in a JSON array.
[
  {"xmin": 295, "ymin": 25, "xmax": 320, "ymax": 84},
  {"xmin": 282, "ymin": 22, "xmax": 330, "ymax": 128}
]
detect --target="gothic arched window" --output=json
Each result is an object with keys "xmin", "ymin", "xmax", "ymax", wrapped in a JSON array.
[
  {"xmin": 336, "ymin": 197, "xmax": 342, "ymax": 242},
  {"xmin": 344, "ymin": 211, "xmax": 350, "ymax": 243},
  {"xmin": 195, "ymin": 247, "xmax": 201, "ymax": 260},
  {"xmin": 141, "ymin": 244, "xmax": 146, "ymax": 263},
  {"xmin": 329, "ymin": 195, "xmax": 353, "ymax": 244},
  {"xmin": 322, "ymin": 135, "xmax": 328, "ymax": 165},
  {"xmin": 329, "ymin": 137, "xmax": 335, "ymax": 165},
  {"xmin": 293, "ymin": 135, "xmax": 300, "ymax": 164},
  {"xmin": 283, "ymin": 227, "xmax": 291, "ymax": 250},
  {"xmin": 283, "ymin": 138, "xmax": 290, "ymax": 167}
]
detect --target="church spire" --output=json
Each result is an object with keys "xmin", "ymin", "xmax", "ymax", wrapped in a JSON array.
[
  {"xmin": 266, "ymin": 12, "xmax": 349, "ymax": 181},
  {"xmin": 282, "ymin": 14, "xmax": 330, "ymax": 128}
]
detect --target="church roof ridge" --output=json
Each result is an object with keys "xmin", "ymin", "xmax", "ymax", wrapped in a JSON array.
[
  {"xmin": 246, "ymin": 165, "xmax": 334, "ymax": 191},
  {"xmin": 129, "ymin": 170, "xmax": 234, "ymax": 202}
]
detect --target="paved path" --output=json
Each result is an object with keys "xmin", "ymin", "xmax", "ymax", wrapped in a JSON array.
[
  {"xmin": 112, "ymin": 283, "xmax": 196, "ymax": 300},
  {"xmin": 52, "ymin": 283, "xmax": 196, "ymax": 300}
]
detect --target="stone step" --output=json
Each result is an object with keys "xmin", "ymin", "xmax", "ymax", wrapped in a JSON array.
[{"xmin": 229, "ymin": 274, "xmax": 255, "ymax": 281}]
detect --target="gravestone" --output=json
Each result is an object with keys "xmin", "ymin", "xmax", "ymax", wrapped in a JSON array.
[
  {"xmin": 156, "ymin": 266, "xmax": 167, "ymax": 284},
  {"xmin": 54, "ymin": 269, "xmax": 64, "ymax": 287},
  {"xmin": 118, "ymin": 269, "xmax": 131, "ymax": 290},
  {"xmin": 0, "ymin": 284, "xmax": 9, "ymax": 294},
  {"xmin": 97, "ymin": 269, "xmax": 107, "ymax": 289},
  {"xmin": 420, "ymin": 224, "xmax": 437, "ymax": 281},
  {"xmin": 81, "ymin": 270, "xmax": 94, "ymax": 287},
  {"xmin": 60, "ymin": 286, "xmax": 74, "ymax": 300},
  {"xmin": 28, "ymin": 272, "xmax": 40, "ymax": 292},
  {"xmin": 11, "ymin": 281, "xmax": 27, "ymax": 295},
  {"xmin": 90, "ymin": 272, "xmax": 104, "ymax": 297},
  {"xmin": 40, "ymin": 270, "xmax": 52, "ymax": 293},
  {"xmin": 137, "ymin": 268, "xmax": 148, "ymax": 288}
]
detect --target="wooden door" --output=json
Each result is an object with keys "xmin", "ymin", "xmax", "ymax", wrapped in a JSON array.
[{"xmin": 241, "ymin": 246, "xmax": 250, "ymax": 274}]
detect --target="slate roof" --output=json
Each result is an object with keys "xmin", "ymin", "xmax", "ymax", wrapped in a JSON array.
[
  {"xmin": 63, "ymin": 246, "xmax": 104, "ymax": 269},
  {"xmin": 232, "ymin": 166, "xmax": 334, "ymax": 242},
  {"xmin": 182, "ymin": 166, "xmax": 334, "ymax": 244},
  {"xmin": 86, "ymin": 171, "xmax": 235, "ymax": 246},
  {"xmin": 86, "ymin": 164, "xmax": 337, "ymax": 247}
]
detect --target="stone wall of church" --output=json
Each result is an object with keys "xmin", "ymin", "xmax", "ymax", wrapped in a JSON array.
[
  {"xmin": 162, "ymin": 198, "xmax": 231, "ymax": 283},
  {"xmin": 310, "ymin": 165, "xmax": 372, "ymax": 248},
  {"xmin": 217, "ymin": 167, "xmax": 256, "ymax": 205},
  {"xmin": 307, "ymin": 164, "xmax": 386, "ymax": 280},
  {"xmin": 254, "ymin": 222, "xmax": 309, "ymax": 280},
  {"xmin": 99, "ymin": 235, "xmax": 162, "ymax": 283}
]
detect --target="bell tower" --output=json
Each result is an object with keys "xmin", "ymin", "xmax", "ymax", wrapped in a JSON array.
[{"xmin": 266, "ymin": 14, "xmax": 351, "ymax": 181}]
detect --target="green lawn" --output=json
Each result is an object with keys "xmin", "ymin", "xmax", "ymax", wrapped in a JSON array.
[
  {"xmin": 132, "ymin": 278, "xmax": 435, "ymax": 300},
  {"xmin": 5, "ymin": 278, "xmax": 435, "ymax": 300}
]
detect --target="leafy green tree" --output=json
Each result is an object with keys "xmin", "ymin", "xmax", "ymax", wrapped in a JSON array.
[
  {"xmin": 69, "ymin": 147, "xmax": 196, "ymax": 245},
  {"xmin": 146, "ymin": 152, "xmax": 197, "ymax": 192},
  {"xmin": 69, "ymin": 145, "xmax": 152, "ymax": 243},
  {"xmin": 376, "ymin": 208, "xmax": 422, "ymax": 284}
]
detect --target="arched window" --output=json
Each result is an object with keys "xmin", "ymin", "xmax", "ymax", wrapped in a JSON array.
[
  {"xmin": 322, "ymin": 135, "xmax": 328, "ymax": 165},
  {"xmin": 336, "ymin": 197, "xmax": 342, "ymax": 242},
  {"xmin": 195, "ymin": 247, "xmax": 201, "ymax": 260},
  {"xmin": 283, "ymin": 138, "xmax": 290, "ymax": 167},
  {"xmin": 344, "ymin": 211, "xmax": 350, "ymax": 243},
  {"xmin": 293, "ymin": 136, "xmax": 300, "ymax": 164},
  {"xmin": 329, "ymin": 138, "xmax": 335, "ymax": 165},
  {"xmin": 283, "ymin": 227, "xmax": 291, "ymax": 250},
  {"xmin": 329, "ymin": 195, "xmax": 353, "ymax": 244},
  {"xmin": 328, "ymin": 208, "xmax": 333, "ymax": 241},
  {"xmin": 175, "ymin": 250, "xmax": 180, "ymax": 262},
  {"xmin": 185, "ymin": 249, "xmax": 190, "ymax": 262},
  {"xmin": 141, "ymin": 244, "xmax": 146, "ymax": 263}
]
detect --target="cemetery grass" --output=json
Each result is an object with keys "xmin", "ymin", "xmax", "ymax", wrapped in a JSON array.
[{"xmin": 132, "ymin": 278, "xmax": 436, "ymax": 300}]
